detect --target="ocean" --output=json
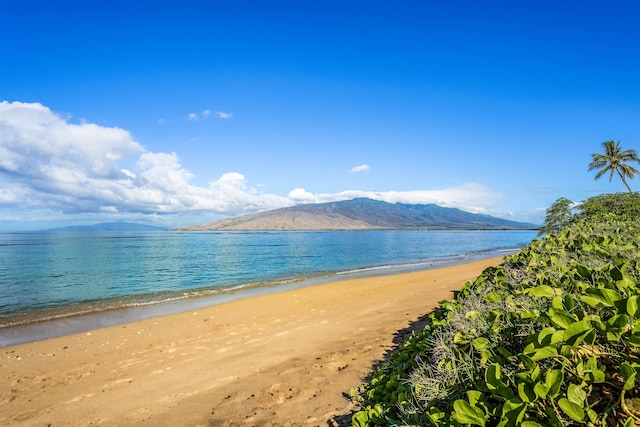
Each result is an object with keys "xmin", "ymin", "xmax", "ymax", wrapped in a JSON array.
[{"xmin": 0, "ymin": 229, "xmax": 537, "ymax": 346}]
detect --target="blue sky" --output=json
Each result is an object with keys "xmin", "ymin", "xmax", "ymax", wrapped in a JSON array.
[{"xmin": 1, "ymin": 0, "xmax": 639, "ymax": 230}]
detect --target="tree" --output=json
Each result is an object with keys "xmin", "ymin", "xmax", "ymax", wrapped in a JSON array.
[
  {"xmin": 588, "ymin": 140, "xmax": 640, "ymax": 193},
  {"xmin": 538, "ymin": 197, "xmax": 574, "ymax": 236}
]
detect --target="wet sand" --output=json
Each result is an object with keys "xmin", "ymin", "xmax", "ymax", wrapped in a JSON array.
[{"xmin": 0, "ymin": 256, "xmax": 502, "ymax": 426}]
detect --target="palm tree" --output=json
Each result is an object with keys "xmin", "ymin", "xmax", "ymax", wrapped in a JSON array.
[{"xmin": 588, "ymin": 140, "xmax": 640, "ymax": 193}]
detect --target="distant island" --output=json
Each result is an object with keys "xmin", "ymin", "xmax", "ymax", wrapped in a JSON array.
[
  {"xmin": 174, "ymin": 198, "xmax": 538, "ymax": 231},
  {"xmin": 42, "ymin": 222, "xmax": 166, "ymax": 232}
]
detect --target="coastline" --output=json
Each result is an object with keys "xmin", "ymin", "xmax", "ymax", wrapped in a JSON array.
[
  {"xmin": 0, "ymin": 249, "xmax": 516, "ymax": 347},
  {"xmin": 1, "ymin": 256, "xmax": 504, "ymax": 426}
]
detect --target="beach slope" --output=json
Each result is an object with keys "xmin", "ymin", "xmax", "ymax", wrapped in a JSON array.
[{"xmin": 1, "ymin": 257, "xmax": 502, "ymax": 426}]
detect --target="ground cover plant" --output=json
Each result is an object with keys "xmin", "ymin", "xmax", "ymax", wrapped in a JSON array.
[{"xmin": 351, "ymin": 194, "xmax": 640, "ymax": 426}]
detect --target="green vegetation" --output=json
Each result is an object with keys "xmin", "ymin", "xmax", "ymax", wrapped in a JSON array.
[
  {"xmin": 539, "ymin": 192, "xmax": 640, "ymax": 235},
  {"xmin": 538, "ymin": 197, "xmax": 575, "ymax": 236},
  {"xmin": 577, "ymin": 193, "xmax": 640, "ymax": 222},
  {"xmin": 351, "ymin": 193, "xmax": 640, "ymax": 426},
  {"xmin": 588, "ymin": 141, "xmax": 640, "ymax": 193}
]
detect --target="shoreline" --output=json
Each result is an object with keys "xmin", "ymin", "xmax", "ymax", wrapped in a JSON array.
[
  {"xmin": 0, "ymin": 250, "xmax": 515, "ymax": 347},
  {"xmin": 1, "ymin": 256, "xmax": 504, "ymax": 426}
]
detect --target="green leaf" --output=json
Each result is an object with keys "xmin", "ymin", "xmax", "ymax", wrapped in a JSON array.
[
  {"xmin": 426, "ymin": 406, "xmax": 447, "ymax": 424},
  {"xmin": 467, "ymin": 390, "xmax": 484, "ymax": 407},
  {"xmin": 465, "ymin": 310, "xmax": 482, "ymax": 320},
  {"xmin": 529, "ymin": 345, "xmax": 558, "ymax": 361},
  {"xmin": 530, "ymin": 364, "xmax": 541, "ymax": 382},
  {"xmin": 517, "ymin": 382, "xmax": 536, "ymax": 403},
  {"xmin": 453, "ymin": 399, "xmax": 486, "ymax": 426},
  {"xmin": 587, "ymin": 407, "xmax": 599, "ymax": 423},
  {"xmin": 551, "ymin": 330, "xmax": 565, "ymax": 345},
  {"xmin": 536, "ymin": 327, "xmax": 557, "ymax": 346},
  {"xmin": 575, "ymin": 264, "xmax": 592, "ymax": 279},
  {"xmin": 533, "ymin": 382, "xmax": 549, "ymax": 399},
  {"xmin": 486, "ymin": 363, "xmax": 503, "ymax": 390},
  {"xmin": 627, "ymin": 295, "xmax": 640, "ymax": 318},
  {"xmin": 473, "ymin": 337, "xmax": 490, "ymax": 351},
  {"xmin": 526, "ymin": 285, "xmax": 556, "ymax": 298},
  {"xmin": 520, "ymin": 309, "xmax": 540, "ymax": 320},
  {"xmin": 610, "ymin": 265, "xmax": 624, "ymax": 281},
  {"xmin": 621, "ymin": 363, "xmax": 637, "ymax": 391},
  {"xmin": 521, "ymin": 422, "xmax": 544, "ymax": 427},
  {"xmin": 558, "ymin": 398, "xmax": 585, "ymax": 421},
  {"xmin": 454, "ymin": 331, "xmax": 470, "ymax": 345},
  {"xmin": 623, "ymin": 372, "xmax": 636, "ymax": 391},
  {"xmin": 567, "ymin": 383, "xmax": 586, "ymax": 404},
  {"xmin": 485, "ymin": 291, "xmax": 504, "ymax": 303},
  {"xmin": 580, "ymin": 287, "xmax": 621, "ymax": 307},
  {"xmin": 563, "ymin": 320, "xmax": 593, "ymax": 347},
  {"xmin": 549, "ymin": 307, "xmax": 577, "ymax": 329},
  {"xmin": 628, "ymin": 334, "xmax": 640, "ymax": 347},
  {"xmin": 545, "ymin": 369, "xmax": 563, "ymax": 397},
  {"xmin": 563, "ymin": 294, "xmax": 575, "ymax": 311},
  {"xmin": 551, "ymin": 296, "xmax": 564, "ymax": 310},
  {"xmin": 606, "ymin": 314, "xmax": 630, "ymax": 331},
  {"xmin": 351, "ymin": 411, "xmax": 370, "ymax": 427},
  {"xmin": 618, "ymin": 274, "xmax": 638, "ymax": 289},
  {"xmin": 584, "ymin": 356, "xmax": 605, "ymax": 383},
  {"xmin": 519, "ymin": 354, "xmax": 535, "ymax": 371},
  {"xmin": 497, "ymin": 398, "xmax": 526, "ymax": 427},
  {"xmin": 585, "ymin": 363, "xmax": 605, "ymax": 383}
]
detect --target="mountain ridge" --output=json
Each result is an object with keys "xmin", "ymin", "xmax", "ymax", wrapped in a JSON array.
[{"xmin": 175, "ymin": 198, "xmax": 538, "ymax": 231}]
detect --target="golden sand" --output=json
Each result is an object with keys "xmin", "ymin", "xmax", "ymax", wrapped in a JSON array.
[{"xmin": 1, "ymin": 257, "xmax": 503, "ymax": 426}]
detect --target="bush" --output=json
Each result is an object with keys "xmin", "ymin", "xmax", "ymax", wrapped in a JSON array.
[
  {"xmin": 577, "ymin": 192, "xmax": 640, "ymax": 221},
  {"xmin": 351, "ymin": 216, "xmax": 640, "ymax": 426}
]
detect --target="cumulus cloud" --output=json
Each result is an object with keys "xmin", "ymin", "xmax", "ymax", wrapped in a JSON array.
[
  {"xmin": 350, "ymin": 164, "xmax": 370, "ymax": 173},
  {"xmin": 0, "ymin": 101, "xmax": 505, "ymax": 226},
  {"xmin": 188, "ymin": 112, "xmax": 198, "ymax": 121},
  {"xmin": 0, "ymin": 101, "xmax": 288, "ymax": 217},
  {"xmin": 216, "ymin": 111, "xmax": 233, "ymax": 119}
]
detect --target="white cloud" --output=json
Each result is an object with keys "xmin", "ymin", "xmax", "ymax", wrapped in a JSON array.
[
  {"xmin": 188, "ymin": 110, "xmax": 230, "ymax": 121},
  {"xmin": 350, "ymin": 164, "xmax": 370, "ymax": 173},
  {"xmin": 288, "ymin": 188, "xmax": 318, "ymax": 203},
  {"xmin": 287, "ymin": 183, "xmax": 501, "ymax": 214},
  {"xmin": 0, "ymin": 101, "xmax": 288, "ymax": 218},
  {"xmin": 0, "ymin": 101, "xmax": 508, "ymax": 226},
  {"xmin": 157, "ymin": 118, "xmax": 166, "ymax": 125}
]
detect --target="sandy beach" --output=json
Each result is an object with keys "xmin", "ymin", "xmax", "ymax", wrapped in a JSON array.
[{"xmin": 1, "ymin": 256, "xmax": 502, "ymax": 426}]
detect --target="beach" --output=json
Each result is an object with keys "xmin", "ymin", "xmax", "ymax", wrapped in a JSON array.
[{"xmin": 1, "ymin": 256, "xmax": 502, "ymax": 426}]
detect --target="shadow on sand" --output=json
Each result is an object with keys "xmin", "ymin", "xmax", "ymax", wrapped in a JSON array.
[{"xmin": 327, "ymin": 310, "xmax": 434, "ymax": 426}]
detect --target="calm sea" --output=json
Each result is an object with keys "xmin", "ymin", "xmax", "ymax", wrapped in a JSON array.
[{"xmin": 0, "ymin": 230, "xmax": 537, "ymax": 345}]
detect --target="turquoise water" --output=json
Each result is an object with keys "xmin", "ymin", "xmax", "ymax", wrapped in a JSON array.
[{"xmin": 0, "ymin": 230, "xmax": 537, "ymax": 341}]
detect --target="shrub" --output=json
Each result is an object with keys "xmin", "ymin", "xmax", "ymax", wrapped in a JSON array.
[{"xmin": 351, "ymin": 216, "xmax": 640, "ymax": 426}]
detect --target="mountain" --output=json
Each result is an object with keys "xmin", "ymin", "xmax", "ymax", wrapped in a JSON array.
[
  {"xmin": 42, "ymin": 222, "xmax": 166, "ymax": 232},
  {"xmin": 174, "ymin": 198, "xmax": 538, "ymax": 231}
]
